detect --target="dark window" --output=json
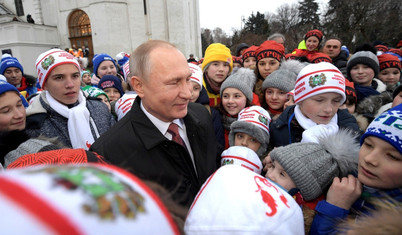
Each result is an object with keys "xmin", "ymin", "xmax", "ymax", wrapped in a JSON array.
[{"xmin": 14, "ymin": 0, "xmax": 24, "ymax": 16}]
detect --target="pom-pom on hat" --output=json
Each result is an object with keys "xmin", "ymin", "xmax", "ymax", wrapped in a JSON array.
[
  {"xmin": 188, "ymin": 63, "xmax": 203, "ymax": 89},
  {"xmin": 220, "ymin": 67, "xmax": 256, "ymax": 102},
  {"xmin": 229, "ymin": 106, "xmax": 271, "ymax": 157},
  {"xmin": 241, "ymin": 45, "xmax": 258, "ymax": 61},
  {"xmin": 377, "ymin": 53, "xmax": 401, "ymax": 71},
  {"xmin": 270, "ymin": 129, "xmax": 360, "ymax": 201},
  {"xmin": 92, "ymin": 53, "xmax": 117, "ymax": 77},
  {"xmin": 360, "ymin": 103, "xmax": 402, "ymax": 155},
  {"xmin": 0, "ymin": 164, "xmax": 180, "ymax": 234},
  {"xmin": 375, "ymin": 44, "xmax": 388, "ymax": 54},
  {"xmin": 201, "ymin": 43, "xmax": 233, "ymax": 73},
  {"xmin": 98, "ymin": 75, "xmax": 124, "ymax": 97},
  {"xmin": 347, "ymin": 51, "xmax": 379, "ymax": 79},
  {"xmin": 304, "ymin": 29, "xmax": 324, "ymax": 43},
  {"xmin": 0, "ymin": 57, "xmax": 24, "ymax": 75},
  {"xmin": 221, "ymin": 146, "xmax": 263, "ymax": 174},
  {"xmin": 184, "ymin": 165, "xmax": 304, "ymax": 234},
  {"xmin": 262, "ymin": 59, "xmax": 307, "ymax": 93},
  {"xmin": 255, "ymin": 40, "xmax": 285, "ymax": 63},
  {"xmin": 35, "ymin": 49, "xmax": 80, "ymax": 88},
  {"xmin": 307, "ymin": 52, "xmax": 332, "ymax": 64},
  {"xmin": 294, "ymin": 62, "xmax": 346, "ymax": 104}
]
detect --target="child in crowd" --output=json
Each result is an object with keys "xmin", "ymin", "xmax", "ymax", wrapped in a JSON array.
[
  {"xmin": 267, "ymin": 129, "xmax": 359, "ymax": 233},
  {"xmin": 189, "ymin": 63, "xmax": 203, "ymax": 103},
  {"xmin": 82, "ymin": 86, "xmax": 111, "ymax": 111},
  {"xmin": 241, "ymin": 45, "xmax": 258, "ymax": 69},
  {"xmin": 310, "ymin": 103, "xmax": 402, "ymax": 234},
  {"xmin": 184, "ymin": 165, "xmax": 304, "ymax": 234},
  {"xmin": 260, "ymin": 60, "xmax": 306, "ymax": 120},
  {"xmin": 221, "ymin": 146, "xmax": 263, "ymax": 174},
  {"xmin": 81, "ymin": 70, "xmax": 92, "ymax": 86},
  {"xmin": 228, "ymin": 106, "xmax": 271, "ymax": 159},
  {"xmin": 293, "ymin": 29, "xmax": 324, "ymax": 57},
  {"xmin": 254, "ymin": 40, "xmax": 285, "ymax": 97},
  {"xmin": 340, "ymin": 79, "xmax": 357, "ymax": 114},
  {"xmin": 219, "ymin": 68, "xmax": 255, "ymax": 149},
  {"xmin": 269, "ymin": 62, "xmax": 361, "ymax": 147},
  {"xmin": 377, "ymin": 53, "xmax": 401, "ymax": 87},
  {"xmin": 201, "ymin": 43, "xmax": 233, "ymax": 107},
  {"xmin": 232, "ymin": 56, "xmax": 242, "ymax": 69},
  {"xmin": 98, "ymin": 74, "xmax": 124, "ymax": 102},
  {"xmin": 346, "ymin": 45, "xmax": 387, "ymax": 104}
]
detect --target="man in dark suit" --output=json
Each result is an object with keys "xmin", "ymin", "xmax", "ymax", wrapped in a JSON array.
[{"xmin": 90, "ymin": 40, "xmax": 219, "ymax": 206}]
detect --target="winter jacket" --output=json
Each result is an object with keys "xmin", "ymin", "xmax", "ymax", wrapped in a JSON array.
[
  {"xmin": 269, "ymin": 105, "xmax": 362, "ymax": 148},
  {"xmin": 89, "ymin": 97, "xmax": 219, "ymax": 207},
  {"xmin": 25, "ymin": 91, "xmax": 115, "ymax": 148},
  {"xmin": 310, "ymin": 187, "xmax": 402, "ymax": 235},
  {"xmin": 331, "ymin": 50, "xmax": 348, "ymax": 77},
  {"xmin": 354, "ymin": 78, "xmax": 387, "ymax": 104}
]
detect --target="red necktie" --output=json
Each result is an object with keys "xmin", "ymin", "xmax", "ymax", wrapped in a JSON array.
[{"xmin": 167, "ymin": 123, "xmax": 187, "ymax": 149}]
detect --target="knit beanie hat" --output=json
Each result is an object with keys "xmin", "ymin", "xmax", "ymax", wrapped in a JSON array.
[
  {"xmin": 116, "ymin": 52, "xmax": 130, "ymax": 67},
  {"xmin": 82, "ymin": 86, "xmax": 109, "ymax": 102},
  {"xmin": 229, "ymin": 106, "xmax": 271, "ymax": 157},
  {"xmin": 36, "ymin": 49, "xmax": 80, "ymax": 88},
  {"xmin": 115, "ymin": 92, "xmax": 138, "ymax": 121},
  {"xmin": 378, "ymin": 53, "xmax": 401, "ymax": 71},
  {"xmin": 232, "ymin": 56, "xmax": 242, "ymax": 65},
  {"xmin": 0, "ymin": 57, "xmax": 24, "ymax": 75},
  {"xmin": 81, "ymin": 70, "xmax": 90, "ymax": 79},
  {"xmin": 188, "ymin": 63, "xmax": 203, "ymax": 89},
  {"xmin": 375, "ymin": 44, "xmax": 388, "ymax": 54},
  {"xmin": 270, "ymin": 129, "xmax": 360, "ymax": 201},
  {"xmin": 361, "ymin": 103, "xmax": 402, "ymax": 155},
  {"xmin": 345, "ymin": 79, "xmax": 357, "ymax": 103},
  {"xmin": 304, "ymin": 29, "xmax": 324, "ymax": 43},
  {"xmin": 0, "ymin": 164, "xmax": 180, "ymax": 234},
  {"xmin": 184, "ymin": 165, "xmax": 304, "ymax": 234},
  {"xmin": 307, "ymin": 52, "xmax": 332, "ymax": 64},
  {"xmin": 235, "ymin": 43, "xmax": 250, "ymax": 56},
  {"xmin": 241, "ymin": 45, "xmax": 258, "ymax": 61},
  {"xmin": 92, "ymin": 53, "xmax": 117, "ymax": 77},
  {"xmin": 98, "ymin": 75, "xmax": 124, "ymax": 97},
  {"xmin": 294, "ymin": 62, "xmax": 346, "ymax": 104},
  {"xmin": 221, "ymin": 146, "xmax": 263, "ymax": 174},
  {"xmin": 220, "ymin": 67, "xmax": 256, "ymax": 102},
  {"xmin": 255, "ymin": 40, "xmax": 285, "ymax": 63},
  {"xmin": 201, "ymin": 43, "xmax": 233, "ymax": 73},
  {"xmin": 262, "ymin": 59, "xmax": 307, "ymax": 93},
  {"xmin": 347, "ymin": 51, "xmax": 380, "ymax": 79},
  {"xmin": 389, "ymin": 49, "xmax": 402, "ymax": 58},
  {"xmin": 0, "ymin": 80, "xmax": 29, "ymax": 107}
]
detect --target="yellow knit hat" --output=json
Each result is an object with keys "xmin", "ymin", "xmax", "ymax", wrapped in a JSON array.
[{"xmin": 201, "ymin": 43, "xmax": 233, "ymax": 73}]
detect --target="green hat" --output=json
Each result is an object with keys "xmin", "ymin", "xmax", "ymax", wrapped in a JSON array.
[{"xmin": 82, "ymin": 86, "xmax": 109, "ymax": 102}]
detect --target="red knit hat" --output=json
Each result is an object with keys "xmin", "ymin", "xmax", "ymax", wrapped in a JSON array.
[
  {"xmin": 345, "ymin": 79, "xmax": 357, "ymax": 103},
  {"xmin": 255, "ymin": 40, "xmax": 285, "ymax": 62},
  {"xmin": 307, "ymin": 52, "xmax": 332, "ymax": 63},
  {"xmin": 389, "ymin": 48, "xmax": 402, "ymax": 58},
  {"xmin": 232, "ymin": 56, "xmax": 242, "ymax": 64},
  {"xmin": 285, "ymin": 53, "xmax": 297, "ymax": 60},
  {"xmin": 304, "ymin": 29, "xmax": 323, "ymax": 43},
  {"xmin": 396, "ymin": 40, "xmax": 402, "ymax": 48},
  {"xmin": 375, "ymin": 45, "xmax": 388, "ymax": 53},
  {"xmin": 377, "ymin": 54, "xmax": 401, "ymax": 71},
  {"xmin": 241, "ymin": 45, "xmax": 258, "ymax": 60}
]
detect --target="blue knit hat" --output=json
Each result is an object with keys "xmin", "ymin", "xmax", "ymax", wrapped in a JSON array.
[
  {"xmin": 361, "ymin": 103, "xmax": 402, "ymax": 154},
  {"xmin": 0, "ymin": 80, "xmax": 28, "ymax": 107},
  {"xmin": 92, "ymin": 53, "xmax": 117, "ymax": 77},
  {"xmin": 98, "ymin": 75, "xmax": 124, "ymax": 97},
  {"xmin": 0, "ymin": 57, "xmax": 24, "ymax": 75}
]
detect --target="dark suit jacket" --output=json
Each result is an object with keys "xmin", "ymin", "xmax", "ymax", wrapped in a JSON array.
[{"xmin": 90, "ymin": 97, "xmax": 219, "ymax": 206}]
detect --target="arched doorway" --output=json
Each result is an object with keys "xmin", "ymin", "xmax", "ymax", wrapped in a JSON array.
[{"xmin": 68, "ymin": 10, "xmax": 94, "ymax": 67}]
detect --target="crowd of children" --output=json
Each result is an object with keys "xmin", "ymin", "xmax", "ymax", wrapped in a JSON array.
[{"xmin": 0, "ymin": 28, "xmax": 402, "ymax": 234}]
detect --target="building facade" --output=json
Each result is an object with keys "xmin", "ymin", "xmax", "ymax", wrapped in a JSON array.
[{"xmin": 0, "ymin": 0, "xmax": 201, "ymax": 75}]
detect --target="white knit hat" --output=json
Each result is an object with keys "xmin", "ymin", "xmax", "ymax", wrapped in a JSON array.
[
  {"xmin": 189, "ymin": 63, "xmax": 203, "ymax": 89},
  {"xmin": 294, "ymin": 62, "xmax": 346, "ymax": 104},
  {"xmin": 221, "ymin": 146, "xmax": 263, "ymax": 174},
  {"xmin": 184, "ymin": 165, "xmax": 304, "ymax": 234},
  {"xmin": 115, "ymin": 92, "xmax": 138, "ymax": 121},
  {"xmin": 36, "ymin": 49, "xmax": 80, "ymax": 88},
  {"xmin": 0, "ymin": 164, "xmax": 180, "ymax": 234}
]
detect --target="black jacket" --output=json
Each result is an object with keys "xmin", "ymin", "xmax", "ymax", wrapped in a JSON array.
[
  {"xmin": 90, "ymin": 97, "xmax": 219, "ymax": 206},
  {"xmin": 332, "ymin": 50, "xmax": 348, "ymax": 77},
  {"xmin": 269, "ymin": 105, "xmax": 362, "ymax": 148}
]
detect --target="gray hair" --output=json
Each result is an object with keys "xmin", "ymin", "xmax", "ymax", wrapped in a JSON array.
[{"xmin": 267, "ymin": 33, "xmax": 285, "ymax": 42}]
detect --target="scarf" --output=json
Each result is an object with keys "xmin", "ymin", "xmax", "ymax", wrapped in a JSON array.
[
  {"xmin": 294, "ymin": 104, "xmax": 339, "ymax": 143},
  {"xmin": 222, "ymin": 114, "xmax": 237, "ymax": 131},
  {"xmin": 46, "ymin": 91, "xmax": 96, "ymax": 150}
]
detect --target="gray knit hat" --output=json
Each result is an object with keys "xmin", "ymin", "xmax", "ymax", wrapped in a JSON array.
[
  {"xmin": 262, "ymin": 60, "xmax": 307, "ymax": 93},
  {"xmin": 347, "ymin": 51, "xmax": 380, "ymax": 79},
  {"xmin": 269, "ymin": 129, "xmax": 359, "ymax": 201},
  {"xmin": 229, "ymin": 106, "xmax": 271, "ymax": 157},
  {"xmin": 220, "ymin": 67, "xmax": 256, "ymax": 102}
]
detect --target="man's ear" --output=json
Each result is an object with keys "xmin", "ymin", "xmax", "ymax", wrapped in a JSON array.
[{"xmin": 131, "ymin": 75, "xmax": 144, "ymax": 98}]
